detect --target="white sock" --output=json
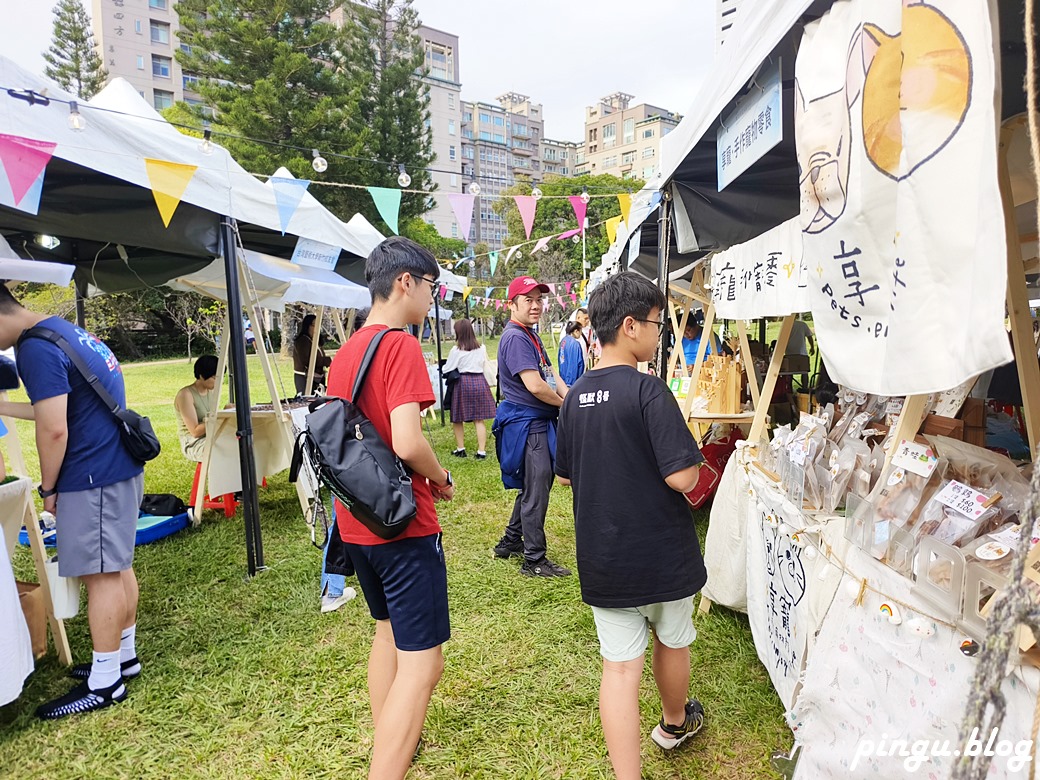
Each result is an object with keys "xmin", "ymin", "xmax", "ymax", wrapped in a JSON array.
[
  {"xmin": 477, "ymin": 450, "xmax": 486, "ymax": 456},
  {"xmin": 120, "ymin": 624, "xmax": 137, "ymax": 663},
  {"xmin": 88, "ymin": 650, "xmax": 121, "ymax": 690}
]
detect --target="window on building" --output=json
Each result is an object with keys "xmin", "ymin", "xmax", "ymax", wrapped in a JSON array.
[
  {"xmin": 136, "ymin": 55, "xmax": 145, "ymax": 70},
  {"xmin": 463, "ymin": 146, "xmax": 474, "ymax": 159},
  {"xmin": 493, "ymin": 115, "xmax": 504, "ymax": 126},
  {"xmin": 425, "ymin": 42, "xmax": 453, "ymax": 80},
  {"xmin": 149, "ymin": 0, "xmax": 168, "ymax": 8},
  {"xmin": 643, "ymin": 147, "xmax": 655, "ymax": 159},
  {"xmin": 514, "ymin": 123, "xmax": 527, "ymax": 136},
  {"xmin": 561, "ymin": 167, "xmax": 569, "ymax": 175},
  {"xmin": 449, "ymin": 146, "xmax": 456, "ymax": 161},
  {"xmin": 494, "ymin": 133, "xmax": 504, "ymax": 143},
  {"xmin": 464, "ymin": 110, "xmax": 472, "ymax": 121},
  {"xmin": 183, "ymin": 74, "xmax": 199, "ymax": 90},
  {"xmin": 589, "ymin": 128, "xmax": 598, "ymax": 142},
  {"xmin": 603, "ymin": 122, "xmax": 616, "ymax": 148},
  {"xmin": 479, "ymin": 112, "xmax": 491, "ymax": 124},
  {"xmin": 152, "ymin": 55, "xmax": 172, "ymax": 78},
  {"xmin": 135, "ymin": 19, "xmax": 143, "ymax": 34},
  {"xmin": 561, "ymin": 151, "xmax": 568, "ymax": 160},
  {"xmin": 448, "ymin": 93, "xmax": 455, "ymax": 109},
  {"xmin": 604, "ymin": 155, "xmax": 617, "ymax": 168},
  {"xmin": 448, "ymin": 119, "xmax": 456, "ymax": 136},
  {"xmin": 153, "ymin": 89, "xmax": 174, "ymax": 110},
  {"xmin": 643, "ymin": 165, "xmax": 655, "ymax": 178},
  {"xmin": 576, "ymin": 151, "xmax": 585, "ymax": 164},
  {"xmin": 544, "ymin": 148, "xmax": 557, "ymax": 161},
  {"xmin": 150, "ymin": 20, "xmax": 170, "ymax": 44},
  {"xmin": 479, "ymin": 131, "xmax": 490, "ymax": 141},
  {"xmin": 622, "ymin": 150, "xmax": 636, "ymax": 164},
  {"xmin": 643, "ymin": 128, "xmax": 655, "ymax": 138},
  {"xmin": 623, "ymin": 118, "xmax": 635, "ymax": 145},
  {"xmin": 179, "ymin": 42, "xmax": 192, "ymax": 54}
]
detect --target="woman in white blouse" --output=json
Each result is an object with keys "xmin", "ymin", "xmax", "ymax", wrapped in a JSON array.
[{"xmin": 443, "ymin": 319, "xmax": 497, "ymax": 459}]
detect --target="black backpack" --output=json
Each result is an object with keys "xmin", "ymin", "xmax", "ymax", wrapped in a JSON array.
[{"xmin": 290, "ymin": 329, "xmax": 417, "ymax": 540}]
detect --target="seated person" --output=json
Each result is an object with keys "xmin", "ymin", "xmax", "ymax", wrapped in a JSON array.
[
  {"xmin": 681, "ymin": 315, "xmax": 719, "ymax": 371},
  {"xmin": 293, "ymin": 314, "xmax": 332, "ymax": 396},
  {"xmin": 175, "ymin": 355, "xmax": 218, "ymax": 462}
]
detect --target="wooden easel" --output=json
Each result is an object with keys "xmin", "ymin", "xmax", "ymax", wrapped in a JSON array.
[{"xmin": 0, "ymin": 395, "xmax": 72, "ymax": 664}]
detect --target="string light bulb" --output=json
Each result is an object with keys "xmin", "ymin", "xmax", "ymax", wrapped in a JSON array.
[
  {"xmin": 397, "ymin": 164, "xmax": 411, "ymax": 188},
  {"xmin": 311, "ymin": 149, "xmax": 328, "ymax": 173},
  {"xmin": 531, "ymin": 186, "xmax": 543, "ymax": 200},
  {"xmin": 579, "ymin": 186, "xmax": 590, "ymax": 204},
  {"xmin": 198, "ymin": 122, "xmax": 213, "ymax": 155},
  {"xmin": 67, "ymin": 100, "xmax": 85, "ymax": 132},
  {"xmin": 468, "ymin": 182, "xmax": 481, "ymax": 196}
]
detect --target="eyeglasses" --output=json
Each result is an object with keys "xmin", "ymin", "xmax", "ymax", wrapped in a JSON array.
[
  {"xmin": 416, "ymin": 275, "xmax": 439, "ymax": 289},
  {"xmin": 634, "ymin": 318, "xmax": 666, "ymax": 333}
]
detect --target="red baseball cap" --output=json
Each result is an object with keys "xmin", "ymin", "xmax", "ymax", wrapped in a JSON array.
[{"xmin": 507, "ymin": 275, "xmax": 550, "ymax": 300}]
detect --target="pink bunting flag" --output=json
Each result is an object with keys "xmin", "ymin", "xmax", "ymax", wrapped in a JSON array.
[
  {"xmin": 533, "ymin": 236, "xmax": 553, "ymax": 254},
  {"xmin": 557, "ymin": 295, "xmax": 565, "ymax": 308},
  {"xmin": 447, "ymin": 193, "xmax": 476, "ymax": 241},
  {"xmin": 439, "ymin": 285, "xmax": 447, "ymax": 300},
  {"xmin": 547, "ymin": 283, "xmax": 556, "ymax": 294},
  {"xmin": 0, "ymin": 134, "xmax": 56, "ymax": 205},
  {"xmin": 557, "ymin": 228, "xmax": 581, "ymax": 241},
  {"xmin": 565, "ymin": 282, "xmax": 573, "ymax": 294},
  {"xmin": 513, "ymin": 195, "xmax": 538, "ymax": 240},
  {"xmin": 568, "ymin": 196, "xmax": 588, "ymax": 234},
  {"xmin": 570, "ymin": 293, "xmax": 578, "ymax": 302}
]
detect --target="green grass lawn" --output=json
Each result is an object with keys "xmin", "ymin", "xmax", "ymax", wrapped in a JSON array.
[{"xmin": 0, "ymin": 355, "xmax": 789, "ymax": 780}]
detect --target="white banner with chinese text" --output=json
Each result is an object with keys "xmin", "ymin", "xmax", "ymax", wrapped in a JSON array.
[
  {"xmin": 710, "ymin": 217, "xmax": 810, "ymax": 319},
  {"xmin": 795, "ymin": 0, "xmax": 1011, "ymax": 395}
]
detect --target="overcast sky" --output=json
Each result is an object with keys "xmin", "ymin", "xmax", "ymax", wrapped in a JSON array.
[{"xmin": 1, "ymin": 0, "xmax": 715, "ymax": 140}]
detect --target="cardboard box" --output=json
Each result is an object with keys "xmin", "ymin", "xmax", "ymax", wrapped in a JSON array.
[
  {"xmin": 17, "ymin": 581, "xmax": 46, "ymax": 659},
  {"xmin": 959, "ymin": 398, "xmax": 987, "ymax": 448}
]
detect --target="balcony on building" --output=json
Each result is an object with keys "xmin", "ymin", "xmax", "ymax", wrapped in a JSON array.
[{"xmin": 511, "ymin": 144, "xmax": 533, "ymax": 157}]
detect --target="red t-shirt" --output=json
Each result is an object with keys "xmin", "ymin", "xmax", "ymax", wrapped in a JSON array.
[{"xmin": 326, "ymin": 325, "xmax": 440, "ymax": 545}]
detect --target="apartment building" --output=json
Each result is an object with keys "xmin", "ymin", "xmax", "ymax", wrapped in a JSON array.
[
  {"xmin": 460, "ymin": 92, "xmax": 546, "ymax": 248},
  {"xmin": 574, "ymin": 93, "xmax": 680, "ymax": 183},
  {"xmin": 541, "ymin": 138, "xmax": 578, "ymax": 178},
  {"xmin": 418, "ymin": 26, "xmax": 464, "ymax": 240},
  {"xmin": 89, "ymin": 0, "xmax": 200, "ymax": 111}
]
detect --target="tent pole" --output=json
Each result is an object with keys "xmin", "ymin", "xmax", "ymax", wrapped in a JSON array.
[
  {"xmin": 219, "ymin": 216, "xmax": 264, "ymax": 577},
  {"xmin": 72, "ymin": 245, "xmax": 86, "ymax": 329},
  {"xmin": 435, "ymin": 295, "xmax": 445, "ymax": 426},
  {"xmin": 656, "ymin": 193, "xmax": 672, "ymax": 378}
]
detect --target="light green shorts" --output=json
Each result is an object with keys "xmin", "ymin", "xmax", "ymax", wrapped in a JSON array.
[{"xmin": 591, "ymin": 597, "xmax": 697, "ymax": 663}]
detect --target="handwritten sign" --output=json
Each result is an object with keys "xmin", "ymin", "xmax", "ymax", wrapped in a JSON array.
[
  {"xmin": 291, "ymin": 237, "xmax": 341, "ymax": 271},
  {"xmin": 717, "ymin": 59, "xmax": 783, "ymax": 191},
  {"xmin": 935, "ymin": 480, "xmax": 990, "ymax": 519},
  {"xmin": 891, "ymin": 439, "xmax": 938, "ymax": 478}
]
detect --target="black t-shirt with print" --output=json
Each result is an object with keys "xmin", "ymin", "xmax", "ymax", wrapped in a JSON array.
[{"xmin": 556, "ymin": 365, "xmax": 707, "ymax": 608}]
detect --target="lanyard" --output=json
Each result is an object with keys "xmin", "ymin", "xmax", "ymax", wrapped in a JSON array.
[{"xmin": 510, "ymin": 321, "xmax": 549, "ymax": 367}]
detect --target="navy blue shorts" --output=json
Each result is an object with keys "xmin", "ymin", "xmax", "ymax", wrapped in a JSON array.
[{"xmin": 345, "ymin": 533, "xmax": 450, "ymax": 651}]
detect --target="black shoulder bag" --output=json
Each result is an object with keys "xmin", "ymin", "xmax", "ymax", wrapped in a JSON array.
[
  {"xmin": 19, "ymin": 326, "xmax": 161, "ymax": 463},
  {"xmin": 289, "ymin": 328, "xmax": 417, "ymax": 540}
]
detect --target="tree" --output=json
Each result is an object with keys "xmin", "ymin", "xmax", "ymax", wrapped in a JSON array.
[
  {"xmin": 401, "ymin": 218, "xmax": 467, "ymax": 260},
  {"xmin": 42, "ymin": 0, "xmax": 107, "ymax": 99},
  {"xmin": 342, "ymin": 0, "xmax": 434, "ymax": 224},
  {"xmin": 175, "ymin": 0, "xmax": 373, "ymax": 219},
  {"xmin": 493, "ymin": 173, "xmax": 643, "ymax": 280},
  {"xmin": 164, "ymin": 291, "xmax": 223, "ymax": 360}
]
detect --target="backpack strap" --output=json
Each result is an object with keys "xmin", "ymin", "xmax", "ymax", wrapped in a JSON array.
[
  {"xmin": 18, "ymin": 325, "xmax": 123, "ymax": 414},
  {"xmin": 349, "ymin": 327, "xmax": 404, "ymax": 403}
]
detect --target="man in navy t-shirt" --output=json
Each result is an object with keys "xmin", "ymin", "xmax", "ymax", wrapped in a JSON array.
[
  {"xmin": 491, "ymin": 276, "xmax": 571, "ymax": 578},
  {"xmin": 0, "ymin": 286, "xmax": 144, "ymax": 719}
]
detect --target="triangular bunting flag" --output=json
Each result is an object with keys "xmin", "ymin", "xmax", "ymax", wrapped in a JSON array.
[
  {"xmin": 368, "ymin": 187, "xmax": 401, "ymax": 235},
  {"xmin": 439, "ymin": 285, "xmax": 448, "ymax": 300},
  {"xmin": 616, "ymin": 193, "xmax": 632, "ymax": 226},
  {"xmin": 0, "ymin": 134, "xmax": 56, "ymax": 205},
  {"xmin": 489, "ymin": 251, "xmax": 499, "ymax": 276},
  {"xmin": 145, "ymin": 158, "xmax": 198, "ymax": 228},
  {"xmin": 0, "ymin": 167, "xmax": 45, "ymax": 215},
  {"xmin": 568, "ymin": 196, "xmax": 588, "ymax": 234},
  {"xmin": 557, "ymin": 228, "xmax": 581, "ymax": 241},
  {"xmin": 570, "ymin": 293, "xmax": 577, "ymax": 303},
  {"xmin": 533, "ymin": 236, "xmax": 553, "ymax": 254},
  {"xmin": 557, "ymin": 295, "xmax": 565, "ymax": 308},
  {"xmin": 447, "ymin": 193, "xmax": 475, "ymax": 241},
  {"xmin": 565, "ymin": 282, "xmax": 573, "ymax": 294},
  {"xmin": 485, "ymin": 286, "xmax": 494, "ymax": 298},
  {"xmin": 505, "ymin": 245, "xmax": 519, "ymax": 264},
  {"xmin": 513, "ymin": 195, "xmax": 538, "ymax": 240},
  {"xmin": 547, "ymin": 283, "xmax": 556, "ymax": 294},
  {"xmin": 463, "ymin": 286, "xmax": 472, "ymax": 300},
  {"xmin": 605, "ymin": 215, "xmax": 623, "ymax": 245},
  {"xmin": 270, "ymin": 177, "xmax": 311, "ymax": 235}
]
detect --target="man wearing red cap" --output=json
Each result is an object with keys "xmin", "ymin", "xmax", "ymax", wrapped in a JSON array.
[{"xmin": 491, "ymin": 276, "xmax": 572, "ymax": 577}]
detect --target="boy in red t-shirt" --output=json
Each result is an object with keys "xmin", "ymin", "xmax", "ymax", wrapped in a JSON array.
[{"xmin": 326, "ymin": 237, "xmax": 455, "ymax": 780}]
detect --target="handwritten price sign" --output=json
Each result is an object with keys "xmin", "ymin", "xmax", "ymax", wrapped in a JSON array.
[
  {"xmin": 936, "ymin": 480, "xmax": 990, "ymax": 519},
  {"xmin": 891, "ymin": 439, "xmax": 938, "ymax": 478}
]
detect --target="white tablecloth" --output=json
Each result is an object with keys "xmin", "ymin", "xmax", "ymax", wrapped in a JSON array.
[
  {"xmin": 0, "ymin": 525, "xmax": 33, "ymax": 706},
  {"xmin": 206, "ymin": 409, "xmax": 292, "ymax": 497}
]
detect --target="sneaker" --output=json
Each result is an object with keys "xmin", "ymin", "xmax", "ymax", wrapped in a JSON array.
[
  {"xmin": 35, "ymin": 679, "xmax": 127, "ymax": 720},
  {"xmin": 651, "ymin": 699, "xmax": 705, "ymax": 750},
  {"xmin": 69, "ymin": 657, "xmax": 141, "ymax": 681},
  {"xmin": 320, "ymin": 587, "xmax": 358, "ymax": 613},
  {"xmin": 520, "ymin": 557, "xmax": 572, "ymax": 577},
  {"xmin": 475, "ymin": 452, "xmax": 487, "ymax": 460},
  {"xmin": 493, "ymin": 537, "xmax": 523, "ymax": 559},
  {"xmin": 451, "ymin": 448, "xmax": 467, "ymax": 458}
]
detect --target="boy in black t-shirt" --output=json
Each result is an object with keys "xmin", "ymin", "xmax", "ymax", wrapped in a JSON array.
[{"xmin": 555, "ymin": 272, "xmax": 707, "ymax": 780}]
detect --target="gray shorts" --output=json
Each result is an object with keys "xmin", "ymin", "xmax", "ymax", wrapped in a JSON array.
[
  {"xmin": 591, "ymin": 597, "xmax": 698, "ymax": 663},
  {"xmin": 56, "ymin": 473, "xmax": 144, "ymax": 577}
]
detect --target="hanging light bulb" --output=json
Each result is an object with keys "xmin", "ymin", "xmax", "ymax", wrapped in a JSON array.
[
  {"xmin": 468, "ymin": 182, "xmax": 481, "ymax": 196},
  {"xmin": 311, "ymin": 149, "xmax": 328, "ymax": 173},
  {"xmin": 571, "ymin": 235, "xmax": 581, "ymax": 244},
  {"xmin": 396, "ymin": 164, "xmax": 412, "ymax": 188},
  {"xmin": 579, "ymin": 186, "xmax": 590, "ymax": 204},
  {"xmin": 515, "ymin": 251, "xmax": 523, "ymax": 260},
  {"xmin": 198, "ymin": 122, "xmax": 213, "ymax": 155},
  {"xmin": 531, "ymin": 186, "xmax": 543, "ymax": 200},
  {"xmin": 67, "ymin": 100, "xmax": 86, "ymax": 132}
]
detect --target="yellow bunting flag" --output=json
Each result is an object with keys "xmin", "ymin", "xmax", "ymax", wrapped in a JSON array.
[
  {"xmin": 605, "ymin": 215, "xmax": 623, "ymax": 245},
  {"xmin": 145, "ymin": 158, "xmax": 198, "ymax": 228},
  {"xmin": 463, "ymin": 286, "xmax": 472, "ymax": 300},
  {"xmin": 616, "ymin": 193, "xmax": 632, "ymax": 226},
  {"xmin": 580, "ymin": 279, "xmax": 588, "ymax": 296}
]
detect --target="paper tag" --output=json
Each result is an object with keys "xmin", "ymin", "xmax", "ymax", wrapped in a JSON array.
[
  {"xmin": 887, "ymin": 467, "xmax": 906, "ymax": 487},
  {"xmin": 975, "ymin": 541, "xmax": 1012, "ymax": 561},
  {"xmin": 988, "ymin": 525, "xmax": 1022, "ymax": 548},
  {"xmin": 891, "ymin": 439, "xmax": 939, "ymax": 478},
  {"xmin": 885, "ymin": 398, "xmax": 904, "ymax": 416},
  {"xmin": 935, "ymin": 480, "xmax": 990, "ymax": 519},
  {"xmin": 788, "ymin": 441, "xmax": 809, "ymax": 466}
]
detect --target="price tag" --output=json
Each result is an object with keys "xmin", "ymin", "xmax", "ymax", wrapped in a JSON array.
[
  {"xmin": 935, "ymin": 480, "xmax": 990, "ymax": 519},
  {"xmin": 788, "ymin": 440, "xmax": 809, "ymax": 466},
  {"xmin": 891, "ymin": 439, "xmax": 939, "ymax": 478}
]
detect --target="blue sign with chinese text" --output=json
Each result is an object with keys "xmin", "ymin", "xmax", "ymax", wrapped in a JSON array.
[{"xmin": 716, "ymin": 60, "xmax": 783, "ymax": 191}]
